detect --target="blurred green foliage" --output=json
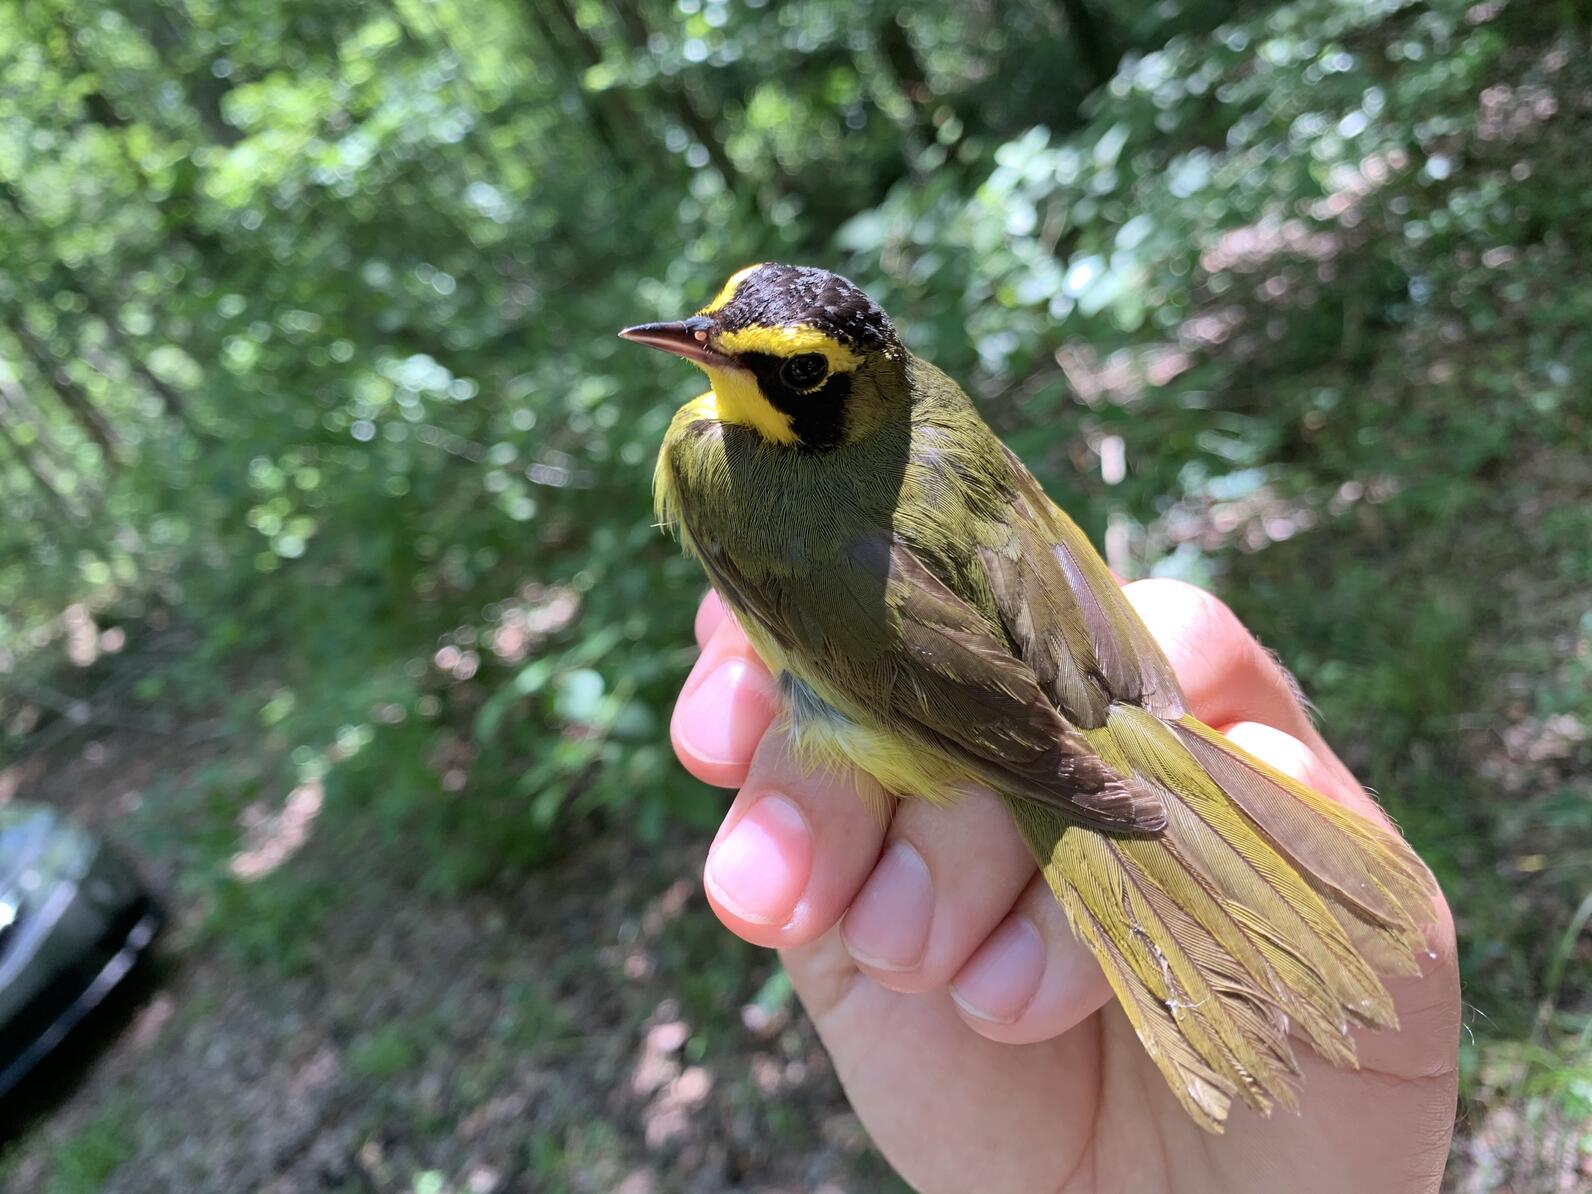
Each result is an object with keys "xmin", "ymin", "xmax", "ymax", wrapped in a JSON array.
[
  {"xmin": 0, "ymin": 0, "xmax": 1589, "ymax": 1180},
  {"xmin": 0, "ymin": 0, "xmax": 1278, "ymax": 877},
  {"xmin": 38, "ymin": 1097, "xmax": 136, "ymax": 1194}
]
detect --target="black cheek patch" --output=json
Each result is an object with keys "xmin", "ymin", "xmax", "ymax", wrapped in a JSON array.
[
  {"xmin": 789, "ymin": 372, "xmax": 851, "ymax": 451},
  {"xmin": 741, "ymin": 352, "xmax": 850, "ymax": 451}
]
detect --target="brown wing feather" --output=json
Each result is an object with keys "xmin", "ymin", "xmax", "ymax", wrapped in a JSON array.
[
  {"xmin": 883, "ymin": 544, "xmax": 1166, "ymax": 830},
  {"xmin": 687, "ymin": 508, "xmax": 1166, "ymax": 832},
  {"xmin": 987, "ymin": 444, "xmax": 1188, "ymax": 722}
]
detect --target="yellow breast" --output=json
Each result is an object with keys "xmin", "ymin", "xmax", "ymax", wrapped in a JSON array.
[
  {"xmin": 655, "ymin": 391, "xmax": 971, "ymax": 809},
  {"xmin": 740, "ymin": 619, "xmax": 969, "ymax": 810}
]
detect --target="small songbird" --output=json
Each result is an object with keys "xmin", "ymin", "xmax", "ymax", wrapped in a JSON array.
[{"xmin": 621, "ymin": 263, "xmax": 1436, "ymax": 1131}]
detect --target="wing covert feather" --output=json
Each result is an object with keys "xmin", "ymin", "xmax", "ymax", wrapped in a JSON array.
[
  {"xmin": 685, "ymin": 503, "xmax": 1166, "ymax": 832},
  {"xmin": 989, "ymin": 445, "xmax": 1188, "ymax": 722}
]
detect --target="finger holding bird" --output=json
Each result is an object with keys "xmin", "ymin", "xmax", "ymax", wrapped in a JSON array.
[{"xmin": 674, "ymin": 578, "xmax": 1389, "ymax": 1045}]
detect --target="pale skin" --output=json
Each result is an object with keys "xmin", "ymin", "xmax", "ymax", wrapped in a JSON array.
[{"xmin": 671, "ymin": 579, "xmax": 1460, "ymax": 1194}]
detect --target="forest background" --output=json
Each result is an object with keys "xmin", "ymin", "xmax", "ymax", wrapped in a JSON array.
[{"xmin": 0, "ymin": 0, "xmax": 1588, "ymax": 1190}]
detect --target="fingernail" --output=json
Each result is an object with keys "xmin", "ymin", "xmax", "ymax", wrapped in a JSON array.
[
  {"xmin": 678, "ymin": 658, "xmax": 773, "ymax": 765},
  {"xmin": 705, "ymin": 794, "xmax": 810, "ymax": 925},
  {"xmin": 841, "ymin": 841, "xmax": 933, "ymax": 971},
  {"xmin": 951, "ymin": 916, "xmax": 1045, "ymax": 1024}
]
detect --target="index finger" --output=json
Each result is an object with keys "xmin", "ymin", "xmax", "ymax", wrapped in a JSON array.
[
  {"xmin": 1122, "ymin": 577, "xmax": 1362, "ymax": 799},
  {"xmin": 695, "ymin": 590, "xmax": 729, "ymax": 650}
]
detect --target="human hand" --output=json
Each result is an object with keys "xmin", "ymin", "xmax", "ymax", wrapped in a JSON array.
[{"xmin": 671, "ymin": 580, "xmax": 1459, "ymax": 1194}]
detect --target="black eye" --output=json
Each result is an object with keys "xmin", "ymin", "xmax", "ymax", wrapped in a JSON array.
[{"xmin": 781, "ymin": 353, "xmax": 828, "ymax": 390}]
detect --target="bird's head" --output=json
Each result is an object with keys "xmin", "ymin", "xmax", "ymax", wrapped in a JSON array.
[{"xmin": 620, "ymin": 263, "xmax": 908, "ymax": 450}]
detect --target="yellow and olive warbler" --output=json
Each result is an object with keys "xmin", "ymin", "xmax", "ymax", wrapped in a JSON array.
[{"xmin": 621, "ymin": 263, "xmax": 1435, "ymax": 1132}]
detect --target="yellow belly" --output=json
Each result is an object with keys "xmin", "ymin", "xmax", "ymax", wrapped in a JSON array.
[
  {"xmin": 657, "ymin": 419, "xmax": 973, "ymax": 808},
  {"xmin": 738, "ymin": 616, "xmax": 970, "ymax": 808},
  {"xmin": 789, "ymin": 709, "xmax": 970, "ymax": 807}
]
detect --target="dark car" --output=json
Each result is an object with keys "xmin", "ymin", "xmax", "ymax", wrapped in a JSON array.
[{"xmin": 0, "ymin": 803, "xmax": 161, "ymax": 1098}]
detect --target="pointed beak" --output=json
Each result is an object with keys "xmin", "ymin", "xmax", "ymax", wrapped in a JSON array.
[{"xmin": 617, "ymin": 316, "xmax": 736, "ymax": 369}]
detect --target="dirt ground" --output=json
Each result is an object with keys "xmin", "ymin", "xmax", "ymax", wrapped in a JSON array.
[{"xmin": 0, "ymin": 725, "xmax": 900, "ymax": 1194}]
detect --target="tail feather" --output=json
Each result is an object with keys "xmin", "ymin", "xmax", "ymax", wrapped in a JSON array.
[
  {"xmin": 1176, "ymin": 718, "xmax": 1435, "ymax": 959},
  {"xmin": 1086, "ymin": 830, "xmax": 1300, "ymax": 1110},
  {"xmin": 1131, "ymin": 832, "xmax": 1359, "ymax": 1066},
  {"xmin": 1011, "ymin": 704, "xmax": 1436, "ymax": 1132},
  {"xmin": 1111, "ymin": 707, "xmax": 1403, "ymax": 1024},
  {"xmin": 1074, "ymin": 899, "xmax": 1242, "ymax": 1129}
]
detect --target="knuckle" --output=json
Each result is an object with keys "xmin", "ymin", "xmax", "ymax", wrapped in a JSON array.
[{"xmin": 1127, "ymin": 577, "xmax": 1238, "ymax": 639}]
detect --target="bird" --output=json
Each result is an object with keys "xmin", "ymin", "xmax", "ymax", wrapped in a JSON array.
[{"xmin": 620, "ymin": 262, "xmax": 1437, "ymax": 1132}]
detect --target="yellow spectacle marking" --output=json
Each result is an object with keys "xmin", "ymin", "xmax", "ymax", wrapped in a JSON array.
[
  {"xmin": 699, "ymin": 264, "xmax": 764, "ymax": 315},
  {"xmin": 715, "ymin": 324, "xmax": 863, "ymax": 373},
  {"xmin": 701, "ymin": 365, "xmax": 799, "ymax": 444},
  {"xmin": 686, "ymin": 323, "xmax": 862, "ymax": 445}
]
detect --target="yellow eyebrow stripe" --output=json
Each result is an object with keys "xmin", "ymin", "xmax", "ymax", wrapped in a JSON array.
[
  {"xmin": 699, "ymin": 264, "xmax": 764, "ymax": 315},
  {"xmin": 714, "ymin": 324, "xmax": 863, "ymax": 372}
]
